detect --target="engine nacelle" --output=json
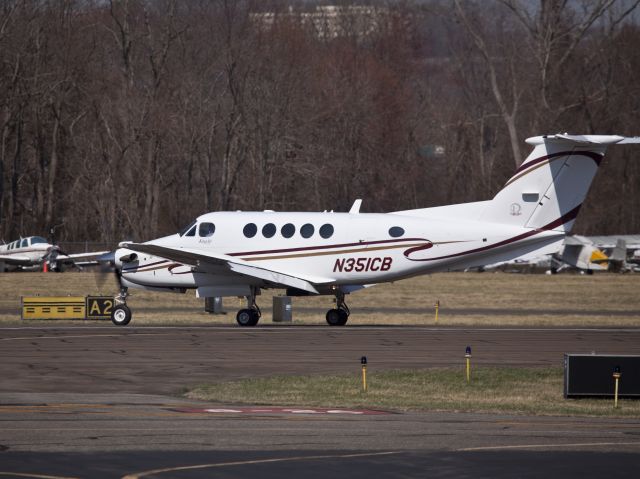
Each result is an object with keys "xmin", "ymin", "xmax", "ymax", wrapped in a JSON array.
[{"xmin": 118, "ymin": 252, "xmax": 138, "ymax": 264}]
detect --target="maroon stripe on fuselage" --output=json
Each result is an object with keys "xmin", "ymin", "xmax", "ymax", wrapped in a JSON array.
[
  {"xmin": 405, "ymin": 205, "xmax": 581, "ymax": 262},
  {"xmin": 122, "ymin": 259, "xmax": 169, "ymax": 273},
  {"xmin": 226, "ymin": 238, "xmax": 430, "ymax": 258}
]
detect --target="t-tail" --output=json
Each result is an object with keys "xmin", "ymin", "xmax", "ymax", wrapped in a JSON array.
[{"xmin": 481, "ymin": 134, "xmax": 640, "ymax": 232}]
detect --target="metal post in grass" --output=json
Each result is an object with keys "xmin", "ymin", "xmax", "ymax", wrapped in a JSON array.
[
  {"xmin": 434, "ymin": 300, "xmax": 440, "ymax": 323},
  {"xmin": 361, "ymin": 356, "xmax": 368, "ymax": 392},
  {"xmin": 613, "ymin": 366, "xmax": 621, "ymax": 408},
  {"xmin": 465, "ymin": 346, "xmax": 472, "ymax": 383}
]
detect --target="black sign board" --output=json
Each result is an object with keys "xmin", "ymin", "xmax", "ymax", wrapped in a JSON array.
[
  {"xmin": 85, "ymin": 296, "xmax": 114, "ymax": 320},
  {"xmin": 564, "ymin": 354, "xmax": 640, "ymax": 398}
]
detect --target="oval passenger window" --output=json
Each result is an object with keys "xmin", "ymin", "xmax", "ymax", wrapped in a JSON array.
[
  {"xmin": 262, "ymin": 223, "xmax": 276, "ymax": 238},
  {"xmin": 243, "ymin": 223, "xmax": 257, "ymax": 238},
  {"xmin": 300, "ymin": 223, "xmax": 315, "ymax": 238},
  {"xmin": 281, "ymin": 223, "xmax": 295, "ymax": 238},
  {"xmin": 389, "ymin": 226, "xmax": 405, "ymax": 238},
  {"xmin": 319, "ymin": 224, "xmax": 334, "ymax": 239}
]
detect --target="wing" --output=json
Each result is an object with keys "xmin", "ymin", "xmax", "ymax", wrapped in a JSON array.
[
  {"xmin": 0, "ymin": 254, "xmax": 35, "ymax": 266},
  {"xmin": 65, "ymin": 251, "xmax": 111, "ymax": 260},
  {"xmin": 122, "ymin": 243, "xmax": 335, "ymax": 294},
  {"xmin": 59, "ymin": 250, "xmax": 111, "ymax": 267}
]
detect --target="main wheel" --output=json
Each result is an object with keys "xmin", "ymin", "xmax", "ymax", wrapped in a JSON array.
[
  {"xmin": 111, "ymin": 304, "xmax": 132, "ymax": 326},
  {"xmin": 237, "ymin": 308, "xmax": 260, "ymax": 327},
  {"xmin": 326, "ymin": 308, "xmax": 348, "ymax": 326}
]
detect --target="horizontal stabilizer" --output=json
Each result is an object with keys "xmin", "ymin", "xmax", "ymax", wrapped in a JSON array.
[{"xmin": 526, "ymin": 134, "xmax": 640, "ymax": 145}]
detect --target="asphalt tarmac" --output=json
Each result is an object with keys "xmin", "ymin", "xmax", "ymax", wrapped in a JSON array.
[{"xmin": 1, "ymin": 326, "xmax": 640, "ymax": 478}]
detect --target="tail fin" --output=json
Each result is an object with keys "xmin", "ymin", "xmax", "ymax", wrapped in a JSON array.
[
  {"xmin": 481, "ymin": 134, "xmax": 640, "ymax": 232},
  {"xmin": 607, "ymin": 238, "xmax": 628, "ymax": 273}
]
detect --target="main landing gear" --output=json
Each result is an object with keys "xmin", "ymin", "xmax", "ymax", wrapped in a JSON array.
[
  {"xmin": 326, "ymin": 290, "xmax": 350, "ymax": 326},
  {"xmin": 236, "ymin": 287, "xmax": 262, "ymax": 327},
  {"xmin": 111, "ymin": 286, "xmax": 132, "ymax": 326}
]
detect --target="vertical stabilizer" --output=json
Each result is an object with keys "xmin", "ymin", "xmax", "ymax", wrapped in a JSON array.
[{"xmin": 481, "ymin": 135, "xmax": 639, "ymax": 232}]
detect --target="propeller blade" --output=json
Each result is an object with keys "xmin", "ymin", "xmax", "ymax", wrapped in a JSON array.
[{"xmin": 94, "ymin": 251, "xmax": 118, "ymax": 292}]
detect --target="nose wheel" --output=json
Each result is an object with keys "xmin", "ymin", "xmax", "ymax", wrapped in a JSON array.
[
  {"xmin": 111, "ymin": 304, "xmax": 132, "ymax": 326},
  {"xmin": 111, "ymin": 287, "xmax": 132, "ymax": 326}
]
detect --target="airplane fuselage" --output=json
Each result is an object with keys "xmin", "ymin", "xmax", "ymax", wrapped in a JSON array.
[{"xmin": 118, "ymin": 211, "xmax": 563, "ymax": 296}]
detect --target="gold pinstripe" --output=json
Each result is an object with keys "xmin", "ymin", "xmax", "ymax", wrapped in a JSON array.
[
  {"xmin": 240, "ymin": 242, "xmax": 427, "ymax": 261},
  {"xmin": 503, "ymin": 159, "xmax": 553, "ymax": 188}
]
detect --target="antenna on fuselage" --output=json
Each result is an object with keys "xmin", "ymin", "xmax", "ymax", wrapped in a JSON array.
[{"xmin": 349, "ymin": 199, "xmax": 362, "ymax": 214}]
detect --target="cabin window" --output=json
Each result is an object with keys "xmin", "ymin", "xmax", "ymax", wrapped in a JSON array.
[
  {"xmin": 319, "ymin": 224, "xmax": 334, "ymax": 239},
  {"xmin": 389, "ymin": 226, "xmax": 405, "ymax": 238},
  {"xmin": 281, "ymin": 223, "xmax": 295, "ymax": 238},
  {"xmin": 262, "ymin": 223, "xmax": 276, "ymax": 238},
  {"xmin": 21, "ymin": 238, "xmax": 28, "ymax": 248},
  {"xmin": 300, "ymin": 223, "xmax": 314, "ymax": 238},
  {"xmin": 243, "ymin": 223, "xmax": 257, "ymax": 238},
  {"xmin": 199, "ymin": 222, "xmax": 215, "ymax": 237}
]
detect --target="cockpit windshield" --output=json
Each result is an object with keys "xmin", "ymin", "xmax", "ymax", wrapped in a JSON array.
[
  {"xmin": 31, "ymin": 236, "xmax": 48, "ymax": 245},
  {"xmin": 178, "ymin": 220, "xmax": 197, "ymax": 237}
]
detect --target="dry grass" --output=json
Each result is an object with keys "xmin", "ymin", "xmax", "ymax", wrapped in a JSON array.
[
  {"xmin": 186, "ymin": 367, "xmax": 640, "ymax": 417},
  {"xmin": 1, "ymin": 271, "xmax": 640, "ymax": 326}
]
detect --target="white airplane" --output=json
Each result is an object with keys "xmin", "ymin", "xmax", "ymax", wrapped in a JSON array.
[
  {"xmin": 110, "ymin": 133, "xmax": 640, "ymax": 326},
  {"xmin": 0, "ymin": 236, "xmax": 108, "ymax": 272}
]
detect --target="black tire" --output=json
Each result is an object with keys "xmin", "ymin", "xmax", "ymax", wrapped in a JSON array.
[
  {"xmin": 337, "ymin": 308, "xmax": 349, "ymax": 326},
  {"xmin": 237, "ymin": 308, "xmax": 259, "ymax": 327},
  {"xmin": 326, "ymin": 308, "xmax": 348, "ymax": 326},
  {"xmin": 111, "ymin": 304, "xmax": 132, "ymax": 326}
]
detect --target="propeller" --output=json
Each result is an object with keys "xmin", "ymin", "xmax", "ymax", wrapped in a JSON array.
[
  {"xmin": 94, "ymin": 250, "xmax": 118, "ymax": 293},
  {"xmin": 94, "ymin": 249, "xmax": 137, "ymax": 294},
  {"xmin": 43, "ymin": 225, "xmax": 80, "ymax": 272},
  {"xmin": 42, "ymin": 246, "xmax": 58, "ymax": 271}
]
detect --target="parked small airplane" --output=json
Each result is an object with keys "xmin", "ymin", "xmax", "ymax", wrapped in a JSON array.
[
  {"xmin": 109, "ymin": 134, "xmax": 640, "ymax": 326},
  {"xmin": 484, "ymin": 234, "xmax": 640, "ymax": 274},
  {"xmin": 0, "ymin": 236, "xmax": 108, "ymax": 272}
]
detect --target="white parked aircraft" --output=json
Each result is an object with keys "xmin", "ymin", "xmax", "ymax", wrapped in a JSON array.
[
  {"xmin": 110, "ymin": 134, "xmax": 640, "ymax": 326},
  {"xmin": 0, "ymin": 236, "xmax": 108, "ymax": 272}
]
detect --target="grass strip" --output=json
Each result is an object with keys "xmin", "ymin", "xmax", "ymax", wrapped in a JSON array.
[
  {"xmin": 186, "ymin": 367, "xmax": 640, "ymax": 417},
  {"xmin": 3, "ymin": 272, "xmax": 640, "ymax": 326}
]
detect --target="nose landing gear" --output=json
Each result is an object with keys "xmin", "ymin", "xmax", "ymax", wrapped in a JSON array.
[{"xmin": 111, "ymin": 287, "xmax": 132, "ymax": 326}]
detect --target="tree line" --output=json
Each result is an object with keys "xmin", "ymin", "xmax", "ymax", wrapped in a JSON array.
[{"xmin": 1, "ymin": 0, "xmax": 639, "ymax": 248}]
